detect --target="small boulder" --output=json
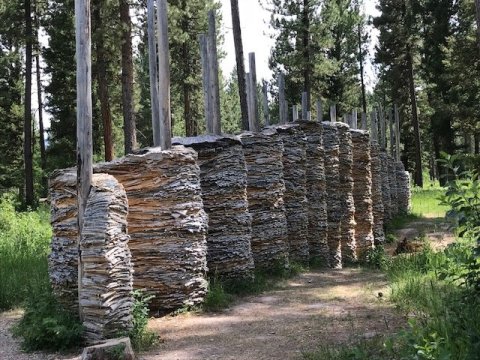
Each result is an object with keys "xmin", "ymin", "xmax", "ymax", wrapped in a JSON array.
[{"xmin": 81, "ymin": 337, "xmax": 135, "ymax": 360}]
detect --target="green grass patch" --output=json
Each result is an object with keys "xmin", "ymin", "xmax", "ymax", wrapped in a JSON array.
[
  {"xmin": 411, "ymin": 187, "xmax": 449, "ymax": 218},
  {"xmin": 0, "ymin": 194, "xmax": 52, "ymax": 310}
]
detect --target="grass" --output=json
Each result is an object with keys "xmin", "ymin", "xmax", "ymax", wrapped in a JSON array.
[
  {"xmin": 0, "ymin": 194, "xmax": 51, "ymax": 310},
  {"xmin": 411, "ymin": 187, "xmax": 449, "ymax": 218}
]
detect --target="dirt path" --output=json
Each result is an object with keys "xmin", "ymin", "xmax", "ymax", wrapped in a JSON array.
[
  {"xmin": 0, "ymin": 217, "xmax": 454, "ymax": 360},
  {"xmin": 141, "ymin": 269, "xmax": 404, "ymax": 360}
]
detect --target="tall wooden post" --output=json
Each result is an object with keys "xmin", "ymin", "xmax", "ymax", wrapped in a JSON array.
[
  {"xmin": 301, "ymin": 92, "xmax": 308, "ymax": 120},
  {"xmin": 262, "ymin": 81, "xmax": 270, "ymax": 126},
  {"xmin": 156, "ymin": 0, "xmax": 172, "ymax": 149},
  {"xmin": 361, "ymin": 112, "xmax": 367, "ymax": 130},
  {"xmin": 352, "ymin": 109, "xmax": 358, "ymax": 129},
  {"xmin": 394, "ymin": 104, "xmax": 401, "ymax": 161},
  {"xmin": 246, "ymin": 72, "xmax": 255, "ymax": 131},
  {"xmin": 330, "ymin": 103, "xmax": 337, "ymax": 122},
  {"xmin": 199, "ymin": 35, "xmax": 213, "ymax": 133},
  {"xmin": 208, "ymin": 10, "xmax": 221, "ymax": 135},
  {"xmin": 75, "ymin": 0, "xmax": 93, "ymax": 320},
  {"xmin": 279, "ymin": 73, "xmax": 286, "ymax": 124},
  {"xmin": 316, "ymin": 99, "xmax": 323, "ymax": 122},
  {"xmin": 147, "ymin": 0, "xmax": 160, "ymax": 146},
  {"xmin": 248, "ymin": 53, "xmax": 259, "ymax": 132}
]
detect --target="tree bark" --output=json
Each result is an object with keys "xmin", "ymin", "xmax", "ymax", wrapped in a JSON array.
[
  {"xmin": 406, "ymin": 45, "xmax": 423, "ymax": 187},
  {"xmin": 475, "ymin": 0, "xmax": 480, "ymax": 54},
  {"xmin": 301, "ymin": 0, "xmax": 311, "ymax": 109},
  {"xmin": 24, "ymin": 0, "xmax": 34, "ymax": 207},
  {"xmin": 230, "ymin": 0, "xmax": 249, "ymax": 131},
  {"xmin": 120, "ymin": 0, "xmax": 136, "ymax": 154},
  {"xmin": 35, "ymin": 0, "xmax": 46, "ymax": 196},
  {"xmin": 93, "ymin": 1, "xmax": 114, "ymax": 161}
]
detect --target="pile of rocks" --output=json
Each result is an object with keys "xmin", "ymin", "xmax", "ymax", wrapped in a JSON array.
[
  {"xmin": 80, "ymin": 174, "xmax": 133, "ymax": 343},
  {"xmin": 297, "ymin": 121, "xmax": 329, "ymax": 266},
  {"xmin": 240, "ymin": 130, "xmax": 289, "ymax": 270},
  {"xmin": 174, "ymin": 136, "xmax": 254, "ymax": 280},
  {"xmin": 322, "ymin": 122, "xmax": 342, "ymax": 268},
  {"xmin": 336, "ymin": 122, "xmax": 357, "ymax": 264},
  {"xmin": 369, "ymin": 141, "xmax": 385, "ymax": 245},
  {"xmin": 273, "ymin": 124, "xmax": 309, "ymax": 264},
  {"xmin": 351, "ymin": 130, "xmax": 374, "ymax": 257}
]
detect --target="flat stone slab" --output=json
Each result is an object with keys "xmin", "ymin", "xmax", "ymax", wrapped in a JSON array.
[{"xmin": 81, "ymin": 337, "xmax": 134, "ymax": 360}]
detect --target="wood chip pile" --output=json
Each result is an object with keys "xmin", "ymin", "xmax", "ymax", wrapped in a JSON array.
[
  {"xmin": 322, "ymin": 122, "xmax": 342, "ymax": 268},
  {"xmin": 396, "ymin": 161, "xmax": 411, "ymax": 213},
  {"xmin": 351, "ymin": 130, "xmax": 374, "ymax": 257},
  {"xmin": 379, "ymin": 152, "xmax": 392, "ymax": 222},
  {"xmin": 273, "ymin": 124, "xmax": 310, "ymax": 264},
  {"xmin": 80, "ymin": 174, "xmax": 133, "ymax": 343},
  {"xmin": 49, "ymin": 170, "xmax": 79, "ymax": 313},
  {"xmin": 173, "ymin": 135, "xmax": 254, "ymax": 280},
  {"xmin": 239, "ymin": 130, "xmax": 289, "ymax": 270},
  {"xmin": 369, "ymin": 141, "xmax": 386, "ymax": 245},
  {"xmin": 95, "ymin": 146, "xmax": 209, "ymax": 312},
  {"xmin": 336, "ymin": 122, "xmax": 357, "ymax": 264},
  {"xmin": 387, "ymin": 155, "xmax": 399, "ymax": 216},
  {"xmin": 297, "ymin": 121, "xmax": 329, "ymax": 266}
]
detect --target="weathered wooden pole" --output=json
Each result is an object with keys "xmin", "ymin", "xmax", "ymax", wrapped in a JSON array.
[
  {"xmin": 75, "ymin": 0, "xmax": 93, "ymax": 320},
  {"xmin": 248, "ymin": 53, "xmax": 259, "ymax": 132},
  {"xmin": 351, "ymin": 109, "xmax": 357, "ymax": 129},
  {"xmin": 301, "ymin": 92, "xmax": 308, "ymax": 120},
  {"xmin": 388, "ymin": 107, "xmax": 394, "ymax": 156},
  {"xmin": 199, "ymin": 34, "xmax": 213, "ymax": 133},
  {"xmin": 330, "ymin": 103, "xmax": 337, "ymax": 122},
  {"xmin": 370, "ymin": 110, "xmax": 378, "ymax": 142},
  {"xmin": 262, "ymin": 81, "xmax": 270, "ymax": 126},
  {"xmin": 316, "ymin": 99, "xmax": 323, "ymax": 122},
  {"xmin": 279, "ymin": 73, "xmax": 286, "ymax": 124},
  {"xmin": 147, "ymin": 0, "xmax": 160, "ymax": 146},
  {"xmin": 361, "ymin": 112, "xmax": 367, "ymax": 130},
  {"xmin": 246, "ymin": 72, "xmax": 256, "ymax": 131},
  {"xmin": 207, "ymin": 10, "xmax": 221, "ymax": 135},
  {"xmin": 394, "ymin": 104, "xmax": 401, "ymax": 161},
  {"xmin": 292, "ymin": 105, "xmax": 298, "ymax": 122},
  {"xmin": 156, "ymin": 0, "xmax": 172, "ymax": 149}
]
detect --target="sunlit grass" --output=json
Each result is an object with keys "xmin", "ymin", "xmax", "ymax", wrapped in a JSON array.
[{"xmin": 411, "ymin": 187, "xmax": 449, "ymax": 218}]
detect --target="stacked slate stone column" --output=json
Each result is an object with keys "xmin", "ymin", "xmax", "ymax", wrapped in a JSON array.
[
  {"xmin": 274, "ymin": 124, "xmax": 310, "ymax": 264},
  {"xmin": 379, "ymin": 152, "xmax": 392, "ymax": 222},
  {"xmin": 396, "ymin": 161, "xmax": 411, "ymax": 213},
  {"xmin": 322, "ymin": 122, "xmax": 342, "ymax": 268},
  {"xmin": 336, "ymin": 122, "xmax": 357, "ymax": 264},
  {"xmin": 369, "ymin": 141, "xmax": 386, "ymax": 245},
  {"xmin": 351, "ymin": 130, "xmax": 375, "ymax": 257},
  {"xmin": 297, "ymin": 121, "xmax": 329, "ymax": 267},
  {"xmin": 239, "ymin": 129, "xmax": 289, "ymax": 271},
  {"xmin": 173, "ymin": 135, "xmax": 254, "ymax": 280},
  {"xmin": 95, "ymin": 147, "xmax": 209, "ymax": 312},
  {"xmin": 49, "ymin": 171, "xmax": 81, "ymax": 313},
  {"xmin": 388, "ymin": 156, "xmax": 399, "ymax": 216},
  {"xmin": 49, "ymin": 146, "xmax": 209, "ymax": 314},
  {"xmin": 80, "ymin": 174, "xmax": 133, "ymax": 343}
]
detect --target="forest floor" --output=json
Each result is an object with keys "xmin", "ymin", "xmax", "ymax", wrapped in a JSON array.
[{"xmin": 0, "ymin": 216, "xmax": 454, "ymax": 360}]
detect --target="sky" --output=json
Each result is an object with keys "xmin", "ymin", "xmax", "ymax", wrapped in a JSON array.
[{"xmin": 219, "ymin": 0, "xmax": 381, "ymax": 90}]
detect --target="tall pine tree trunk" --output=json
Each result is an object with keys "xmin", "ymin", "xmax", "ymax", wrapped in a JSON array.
[
  {"xmin": 407, "ymin": 45, "xmax": 423, "ymax": 187},
  {"xmin": 24, "ymin": 0, "xmax": 34, "ymax": 207},
  {"xmin": 301, "ymin": 0, "xmax": 311, "ymax": 109},
  {"xmin": 34, "ymin": 0, "xmax": 46, "ymax": 196},
  {"xmin": 230, "ymin": 0, "xmax": 249, "ymax": 130},
  {"xmin": 120, "ymin": 0, "xmax": 136, "ymax": 154},
  {"xmin": 93, "ymin": 1, "xmax": 114, "ymax": 161}
]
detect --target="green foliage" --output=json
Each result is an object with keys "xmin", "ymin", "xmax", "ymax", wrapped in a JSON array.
[
  {"xmin": 411, "ymin": 188, "xmax": 449, "ymax": 218},
  {"xmin": 202, "ymin": 278, "xmax": 233, "ymax": 312},
  {"xmin": 0, "ymin": 194, "xmax": 51, "ymax": 310},
  {"xmin": 128, "ymin": 290, "xmax": 158, "ymax": 351},
  {"xmin": 361, "ymin": 245, "xmax": 390, "ymax": 270},
  {"xmin": 12, "ymin": 288, "xmax": 84, "ymax": 351}
]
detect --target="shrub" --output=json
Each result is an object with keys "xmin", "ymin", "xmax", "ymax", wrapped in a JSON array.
[
  {"xmin": 12, "ymin": 288, "xmax": 84, "ymax": 351},
  {"xmin": 128, "ymin": 290, "xmax": 159, "ymax": 351}
]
